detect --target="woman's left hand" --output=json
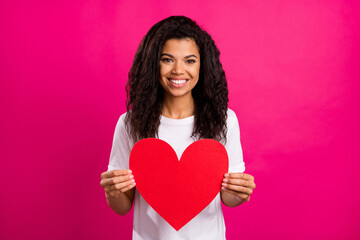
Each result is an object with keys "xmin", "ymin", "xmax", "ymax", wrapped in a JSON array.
[{"xmin": 221, "ymin": 172, "xmax": 256, "ymax": 202}]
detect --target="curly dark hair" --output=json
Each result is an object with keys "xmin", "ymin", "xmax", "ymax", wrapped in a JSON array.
[{"xmin": 125, "ymin": 15, "xmax": 229, "ymax": 144}]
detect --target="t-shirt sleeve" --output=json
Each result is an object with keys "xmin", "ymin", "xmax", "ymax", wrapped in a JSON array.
[
  {"xmin": 107, "ymin": 113, "xmax": 132, "ymax": 171},
  {"xmin": 225, "ymin": 109, "xmax": 246, "ymax": 173}
]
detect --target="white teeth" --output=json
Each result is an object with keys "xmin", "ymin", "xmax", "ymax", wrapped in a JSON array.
[{"xmin": 168, "ymin": 79, "xmax": 187, "ymax": 84}]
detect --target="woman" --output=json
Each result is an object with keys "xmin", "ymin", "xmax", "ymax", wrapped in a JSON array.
[{"xmin": 100, "ymin": 15, "xmax": 256, "ymax": 239}]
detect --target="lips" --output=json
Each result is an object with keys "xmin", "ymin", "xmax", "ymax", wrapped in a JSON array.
[{"xmin": 167, "ymin": 78, "xmax": 189, "ymax": 87}]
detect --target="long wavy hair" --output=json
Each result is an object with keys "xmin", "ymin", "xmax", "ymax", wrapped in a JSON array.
[{"xmin": 125, "ymin": 15, "xmax": 229, "ymax": 144}]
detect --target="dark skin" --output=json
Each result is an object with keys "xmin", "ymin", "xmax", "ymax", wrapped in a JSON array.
[
  {"xmin": 221, "ymin": 173, "xmax": 256, "ymax": 206},
  {"xmin": 100, "ymin": 38, "xmax": 256, "ymax": 214},
  {"xmin": 100, "ymin": 170, "xmax": 135, "ymax": 215},
  {"xmin": 99, "ymin": 170, "xmax": 256, "ymax": 213}
]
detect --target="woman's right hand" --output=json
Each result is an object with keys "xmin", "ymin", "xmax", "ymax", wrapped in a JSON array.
[{"xmin": 100, "ymin": 169, "xmax": 136, "ymax": 198}]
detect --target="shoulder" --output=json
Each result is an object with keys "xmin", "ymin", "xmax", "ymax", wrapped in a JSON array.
[
  {"xmin": 113, "ymin": 111, "xmax": 135, "ymax": 146},
  {"xmin": 116, "ymin": 110, "xmax": 132, "ymax": 126},
  {"xmin": 119, "ymin": 111, "xmax": 128, "ymax": 122},
  {"xmin": 114, "ymin": 111, "xmax": 131, "ymax": 135},
  {"xmin": 115, "ymin": 112, "xmax": 127, "ymax": 127},
  {"xmin": 226, "ymin": 108, "xmax": 239, "ymax": 126}
]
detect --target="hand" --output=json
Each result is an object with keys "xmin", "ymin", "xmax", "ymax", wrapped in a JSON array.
[
  {"xmin": 100, "ymin": 169, "xmax": 136, "ymax": 198},
  {"xmin": 221, "ymin": 172, "xmax": 256, "ymax": 202}
]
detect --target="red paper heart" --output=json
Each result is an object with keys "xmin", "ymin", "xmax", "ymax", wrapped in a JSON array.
[{"xmin": 129, "ymin": 138, "xmax": 228, "ymax": 231}]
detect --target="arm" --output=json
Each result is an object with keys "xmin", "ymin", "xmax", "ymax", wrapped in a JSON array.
[
  {"xmin": 220, "ymin": 109, "xmax": 255, "ymax": 206},
  {"xmin": 102, "ymin": 113, "xmax": 135, "ymax": 215},
  {"xmin": 105, "ymin": 187, "xmax": 135, "ymax": 215},
  {"xmin": 221, "ymin": 172, "xmax": 255, "ymax": 207},
  {"xmin": 100, "ymin": 169, "xmax": 136, "ymax": 215},
  {"xmin": 220, "ymin": 189, "xmax": 245, "ymax": 208}
]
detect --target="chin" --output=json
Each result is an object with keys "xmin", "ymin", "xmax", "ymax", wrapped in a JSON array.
[{"xmin": 165, "ymin": 90, "xmax": 191, "ymax": 98}]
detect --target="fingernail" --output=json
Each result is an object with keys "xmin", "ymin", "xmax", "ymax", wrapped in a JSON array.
[
  {"xmin": 128, "ymin": 170, "xmax": 132, "ymax": 173},
  {"xmin": 224, "ymin": 173, "xmax": 229, "ymax": 177},
  {"xmin": 223, "ymin": 178, "xmax": 228, "ymax": 183},
  {"xmin": 222, "ymin": 183, "xmax": 226, "ymax": 187},
  {"xmin": 131, "ymin": 179, "xmax": 135, "ymax": 182},
  {"xmin": 129, "ymin": 175, "xmax": 134, "ymax": 179},
  {"xmin": 221, "ymin": 187, "xmax": 225, "ymax": 190}
]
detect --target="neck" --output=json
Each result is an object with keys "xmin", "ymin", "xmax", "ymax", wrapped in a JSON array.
[{"xmin": 162, "ymin": 93, "xmax": 195, "ymax": 119}]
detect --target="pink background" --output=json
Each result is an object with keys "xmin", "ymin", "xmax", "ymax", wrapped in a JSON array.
[{"xmin": 1, "ymin": 0, "xmax": 359, "ymax": 239}]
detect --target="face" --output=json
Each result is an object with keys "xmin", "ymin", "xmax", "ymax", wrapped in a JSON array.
[{"xmin": 159, "ymin": 38, "xmax": 200, "ymax": 99}]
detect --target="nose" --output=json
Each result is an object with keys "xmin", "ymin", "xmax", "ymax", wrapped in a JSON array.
[{"xmin": 171, "ymin": 61, "xmax": 185, "ymax": 74}]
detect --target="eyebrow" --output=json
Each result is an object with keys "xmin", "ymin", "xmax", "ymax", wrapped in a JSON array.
[{"xmin": 160, "ymin": 53, "xmax": 198, "ymax": 59}]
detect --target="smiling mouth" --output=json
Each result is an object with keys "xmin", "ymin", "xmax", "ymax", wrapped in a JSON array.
[{"xmin": 167, "ymin": 78, "xmax": 189, "ymax": 85}]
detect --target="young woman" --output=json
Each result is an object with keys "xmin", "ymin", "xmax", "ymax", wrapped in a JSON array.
[{"xmin": 100, "ymin": 16, "xmax": 256, "ymax": 239}]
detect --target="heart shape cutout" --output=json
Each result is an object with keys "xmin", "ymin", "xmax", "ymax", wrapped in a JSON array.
[{"xmin": 129, "ymin": 138, "xmax": 228, "ymax": 231}]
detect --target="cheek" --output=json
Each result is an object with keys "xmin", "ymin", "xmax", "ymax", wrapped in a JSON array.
[
  {"xmin": 159, "ymin": 64, "xmax": 166, "ymax": 76},
  {"xmin": 190, "ymin": 67, "xmax": 200, "ymax": 79},
  {"xmin": 159, "ymin": 63, "xmax": 172, "ymax": 71}
]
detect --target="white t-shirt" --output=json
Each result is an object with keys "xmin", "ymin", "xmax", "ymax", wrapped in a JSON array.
[{"xmin": 107, "ymin": 108, "xmax": 245, "ymax": 240}]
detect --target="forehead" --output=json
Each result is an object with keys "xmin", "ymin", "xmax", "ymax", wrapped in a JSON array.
[{"xmin": 161, "ymin": 38, "xmax": 200, "ymax": 56}]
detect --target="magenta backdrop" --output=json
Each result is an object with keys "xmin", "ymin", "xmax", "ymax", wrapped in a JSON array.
[{"xmin": 1, "ymin": 0, "xmax": 359, "ymax": 239}]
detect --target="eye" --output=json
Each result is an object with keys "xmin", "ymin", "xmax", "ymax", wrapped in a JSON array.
[
  {"xmin": 186, "ymin": 59, "xmax": 196, "ymax": 64},
  {"xmin": 161, "ymin": 58, "xmax": 172, "ymax": 63}
]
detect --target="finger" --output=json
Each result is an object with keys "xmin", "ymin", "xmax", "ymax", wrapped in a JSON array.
[
  {"xmin": 107, "ymin": 181, "xmax": 136, "ymax": 197},
  {"xmin": 221, "ymin": 187, "xmax": 249, "ymax": 200},
  {"xmin": 120, "ymin": 181, "xmax": 136, "ymax": 193},
  {"xmin": 100, "ymin": 174, "xmax": 134, "ymax": 189},
  {"xmin": 223, "ymin": 178, "xmax": 256, "ymax": 189},
  {"xmin": 227, "ymin": 172, "xmax": 255, "ymax": 182},
  {"xmin": 222, "ymin": 182, "xmax": 253, "ymax": 195},
  {"xmin": 112, "ymin": 174, "xmax": 134, "ymax": 184},
  {"xmin": 110, "ymin": 179, "xmax": 135, "ymax": 191},
  {"xmin": 101, "ymin": 169, "xmax": 132, "ymax": 179},
  {"xmin": 104, "ymin": 179, "xmax": 134, "ymax": 193}
]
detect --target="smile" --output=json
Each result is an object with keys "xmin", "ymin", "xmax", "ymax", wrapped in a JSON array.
[{"xmin": 167, "ymin": 78, "xmax": 189, "ymax": 88}]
